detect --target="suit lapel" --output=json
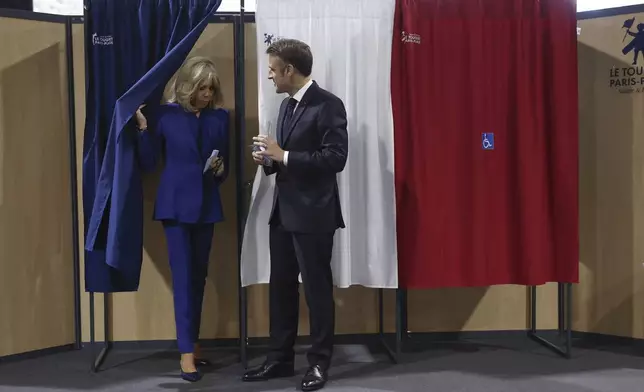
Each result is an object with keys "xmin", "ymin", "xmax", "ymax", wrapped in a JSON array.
[
  {"xmin": 282, "ymin": 82, "xmax": 317, "ymax": 146},
  {"xmin": 276, "ymin": 98, "xmax": 288, "ymax": 146},
  {"xmin": 282, "ymin": 100, "xmax": 307, "ymax": 146}
]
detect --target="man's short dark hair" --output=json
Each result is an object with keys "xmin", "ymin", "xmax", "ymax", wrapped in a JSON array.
[{"xmin": 266, "ymin": 38, "xmax": 313, "ymax": 77}]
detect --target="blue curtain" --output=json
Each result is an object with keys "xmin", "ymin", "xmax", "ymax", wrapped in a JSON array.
[{"xmin": 83, "ymin": 0, "xmax": 222, "ymax": 293}]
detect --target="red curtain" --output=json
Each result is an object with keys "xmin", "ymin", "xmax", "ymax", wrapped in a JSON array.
[{"xmin": 392, "ymin": 0, "xmax": 579, "ymax": 288}]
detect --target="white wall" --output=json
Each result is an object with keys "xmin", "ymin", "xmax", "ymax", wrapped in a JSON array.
[
  {"xmin": 33, "ymin": 0, "xmax": 82, "ymax": 15},
  {"xmin": 31, "ymin": 0, "xmax": 644, "ymax": 16},
  {"xmin": 32, "ymin": 0, "xmax": 257, "ymax": 16},
  {"xmin": 218, "ymin": 0, "xmax": 256, "ymax": 12},
  {"xmin": 578, "ymin": 0, "xmax": 643, "ymax": 12}
]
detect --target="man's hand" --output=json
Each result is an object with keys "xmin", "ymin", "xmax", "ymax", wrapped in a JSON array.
[
  {"xmin": 253, "ymin": 135, "xmax": 285, "ymax": 163},
  {"xmin": 252, "ymin": 150, "xmax": 265, "ymax": 165}
]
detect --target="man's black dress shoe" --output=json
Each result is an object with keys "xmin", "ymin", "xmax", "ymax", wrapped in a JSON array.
[
  {"xmin": 242, "ymin": 361, "xmax": 295, "ymax": 382},
  {"xmin": 301, "ymin": 365, "xmax": 328, "ymax": 391}
]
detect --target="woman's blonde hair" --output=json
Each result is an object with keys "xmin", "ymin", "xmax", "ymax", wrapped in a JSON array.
[{"xmin": 165, "ymin": 56, "xmax": 224, "ymax": 112}]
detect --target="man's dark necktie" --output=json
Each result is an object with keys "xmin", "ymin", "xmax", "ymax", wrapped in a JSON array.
[{"xmin": 281, "ymin": 97, "xmax": 298, "ymax": 140}]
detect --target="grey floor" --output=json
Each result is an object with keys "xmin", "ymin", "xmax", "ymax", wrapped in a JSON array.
[{"xmin": 1, "ymin": 337, "xmax": 644, "ymax": 391}]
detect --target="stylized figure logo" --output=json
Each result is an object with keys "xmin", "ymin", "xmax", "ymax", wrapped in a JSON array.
[
  {"xmin": 622, "ymin": 17, "xmax": 644, "ymax": 66},
  {"xmin": 264, "ymin": 33, "xmax": 274, "ymax": 46}
]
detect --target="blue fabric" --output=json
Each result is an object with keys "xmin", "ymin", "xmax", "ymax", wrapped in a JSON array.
[
  {"xmin": 136, "ymin": 104, "xmax": 230, "ymax": 223},
  {"xmin": 82, "ymin": 0, "xmax": 222, "ymax": 293},
  {"xmin": 163, "ymin": 221, "xmax": 214, "ymax": 353}
]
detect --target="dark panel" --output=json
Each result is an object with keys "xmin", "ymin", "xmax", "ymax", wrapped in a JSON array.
[{"xmin": 0, "ymin": 0, "xmax": 32, "ymax": 11}]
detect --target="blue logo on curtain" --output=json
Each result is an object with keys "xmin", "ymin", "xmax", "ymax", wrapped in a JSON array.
[
  {"xmin": 482, "ymin": 133, "xmax": 494, "ymax": 150},
  {"xmin": 264, "ymin": 33, "xmax": 286, "ymax": 46},
  {"xmin": 264, "ymin": 33, "xmax": 275, "ymax": 45}
]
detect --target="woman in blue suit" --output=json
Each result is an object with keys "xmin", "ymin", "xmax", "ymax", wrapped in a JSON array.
[{"xmin": 134, "ymin": 56, "xmax": 229, "ymax": 382}]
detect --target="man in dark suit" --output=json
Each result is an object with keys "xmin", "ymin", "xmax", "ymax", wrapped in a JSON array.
[{"xmin": 242, "ymin": 38, "xmax": 348, "ymax": 391}]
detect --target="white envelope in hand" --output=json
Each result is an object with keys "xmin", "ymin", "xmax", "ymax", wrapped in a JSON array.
[{"xmin": 203, "ymin": 149, "xmax": 219, "ymax": 173}]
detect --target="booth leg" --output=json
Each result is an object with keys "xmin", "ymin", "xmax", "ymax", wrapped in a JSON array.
[{"xmin": 527, "ymin": 283, "xmax": 573, "ymax": 359}]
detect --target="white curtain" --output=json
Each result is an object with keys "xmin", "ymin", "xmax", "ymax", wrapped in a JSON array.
[{"xmin": 241, "ymin": 0, "xmax": 398, "ymax": 289}]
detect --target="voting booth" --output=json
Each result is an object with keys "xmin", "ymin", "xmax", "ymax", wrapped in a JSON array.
[{"xmin": 3, "ymin": 0, "xmax": 644, "ymax": 373}]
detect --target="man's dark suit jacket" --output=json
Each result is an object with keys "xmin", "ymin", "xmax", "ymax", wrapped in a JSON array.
[{"xmin": 263, "ymin": 81, "xmax": 348, "ymax": 233}]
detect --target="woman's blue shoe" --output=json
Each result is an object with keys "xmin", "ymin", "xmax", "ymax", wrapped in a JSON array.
[{"xmin": 181, "ymin": 369, "xmax": 202, "ymax": 382}]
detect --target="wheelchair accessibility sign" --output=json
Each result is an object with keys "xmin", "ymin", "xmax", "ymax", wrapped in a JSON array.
[{"xmin": 482, "ymin": 133, "xmax": 494, "ymax": 150}]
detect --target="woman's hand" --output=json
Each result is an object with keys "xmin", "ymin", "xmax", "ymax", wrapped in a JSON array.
[
  {"xmin": 210, "ymin": 156, "xmax": 224, "ymax": 177},
  {"xmin": 135, "ymin": 104, "xmax": 148, "ymax": 130}
]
